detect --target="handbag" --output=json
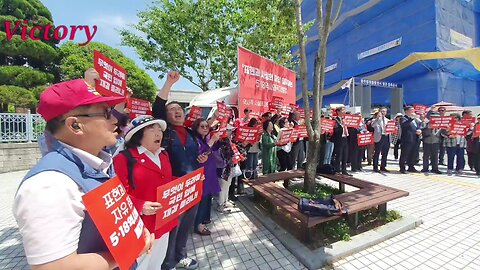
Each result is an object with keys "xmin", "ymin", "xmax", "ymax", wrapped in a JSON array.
[
  {"xmin": 298, "ymin": 196, "xmax": 347, "ymax": 217},
  {"xmin": 229, "ymin": 164, "xmax": 242, "ymax": 178}
]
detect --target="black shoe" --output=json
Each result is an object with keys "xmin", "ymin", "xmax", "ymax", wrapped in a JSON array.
[
  {"xmin": 229, "ymin": 196, "xmax": 239, "ymax": 201},
  {"xmin": 380, "ymin": 168, "xmax": 390, "ymax": 172},
  {"xmin": 351, "ymin": 169, "xmax": 357, "ymax": 172},
  {"xmin": 431, "ymin": 170, "xmax": 442, "ymax": 174},
  {"xmin": 341, "ymin": 171, "xmax": 352, "ymax": 176},
  {"xmin": 373, "ymin": 168, "xmax": 380, "ymax": 173},
  {"xmin": 399, "ymin": 170, "xmax": 407, "ymax": 174},
  {"xmin": 420, "ymin": 169, "xmax": 429, "ymax": 173},
  {"xmin": 439, "ymin": 162, "xmax": 445, "ymax": 166},
  {"xmin": 367, "ymin": 162, "xmax": 372, "ymax": 166},
  {"xmin": 407, "ymin": 168, "xmax": 419, "ymax": 173}
]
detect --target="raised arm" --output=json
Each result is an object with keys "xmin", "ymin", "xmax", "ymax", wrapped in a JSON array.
[{"xmin": 152, "ymin": 71, "xmax": 180, "ymax": 120}]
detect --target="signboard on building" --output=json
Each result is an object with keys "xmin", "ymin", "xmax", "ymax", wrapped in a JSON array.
[{"xmin": 357, "ymin": 38, "xmax": 402, "ymax": 60}]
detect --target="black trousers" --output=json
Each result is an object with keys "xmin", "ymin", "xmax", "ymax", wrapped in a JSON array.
[
  {"xmin": 399, "ymin": 141, "xmax": 416, "ymax": 171},
  {"xmin": 373, "ymin": 135, "xmax": 390, "ymax": 170},
  {"xmin": 394, "ymin": 139, "xmax": 401, "ymax": 159},
  {"xmin": 333, "ymin": 138, "xmax": 349, "ymax": 173},
  {"xmin": 422, "ymin": 143, "xmax": 439, "ymax": 172},
  {"xmin": 467, "ymin": 151, "xmax": 475, "ymax": 170},
  {"xmin": 439, "ymin": 138, "xmax": 445, "ymax": 164},
  {"xmin": 349, "ymin": 144, "xmax": 363, "ymax": 171},
  {"xmin": 277, "ymin": 149, "xmax": 294, "ymax": 171}
]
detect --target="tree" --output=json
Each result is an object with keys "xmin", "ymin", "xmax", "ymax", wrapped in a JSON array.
[
  {"xmin": 120, "ymin": 0, "xmax": 298, "ymax": 91},
  {"xmin": 295, "ymin": 0, "xmax": 342, "ymax": 194},
  {"xmin": 58, "ymin": 41, "xmax": 157, "ymax": 101},
  {"xmin": 0, "ymin": 0, "xmax": 58, "ymax": 111}
]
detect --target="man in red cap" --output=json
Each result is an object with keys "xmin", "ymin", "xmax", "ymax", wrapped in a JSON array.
[{"xmin": 13, "ymin": 79, "xmax": 154, "ymax": 269}]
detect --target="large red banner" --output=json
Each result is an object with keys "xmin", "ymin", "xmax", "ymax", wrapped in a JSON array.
[
  {"xmin": 430, "ymin": 116, "xmax": 453, "ymax": 129},
  {"xmin": 235, "ymin": 126, "xmax": 261, "ymax": 144},
  {"xmin": 184, "ymin": 106, "xmax": 202, "ymax": 128},
  {"xmin": 82, "ymin": 176, "xmax": 145, "ymax": 270},
  {"xmin": 94, "ymin": 50, "xmax": 127, "ymax": 97},
  {"xmin": 343, "ymin": 114, "xmax": 363, "ymax": 128},
  {"xmin": 126, "ymin": 98, "xmax": 152, "ymax": 119},
  {"xmin": 238, "ymin": 47, "xmax": 296, "ymax": 116},
  {"xmin": 357, "ymin": 132, "xmax": 374, "ymax": 146},
  {"xmin": 321, "ymin": 118, "xmax": 336, "ymax": 133},
  {"xmin": 156, "ymin": 168, "xmax": 204, "ymax": 229}
]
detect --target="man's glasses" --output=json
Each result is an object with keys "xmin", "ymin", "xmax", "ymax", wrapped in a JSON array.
[{"xmin": 71, "ymin": 108, "xmax": 113, "ymax": 120}]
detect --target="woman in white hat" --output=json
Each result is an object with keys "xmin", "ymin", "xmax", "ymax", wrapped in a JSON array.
[{"xmin": 113, "ymin": 115, "xmax": 176, "ymax": 270}]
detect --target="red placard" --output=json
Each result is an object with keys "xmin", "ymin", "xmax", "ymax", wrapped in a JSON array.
[
  {"xmin": 235, "ymin": 126, "xmax": 261, "ymax": 144},
  {"xmin": 156, "ymin": 168, "xmax": 204, "ymax": 229},
  {"xmin": 413, "ymin": 104, "xmax": 428, "ymax": 115},
  {"xmin": 295, "ymin": 125, "xmax": 308, "ymax": 139},
  {"xmin": 430, "ymin": 116, "xmax": 453, "ymax": 129},
  {"xmin": 298, "ymin": 108, "xmax": 305, "ymax": 119},
  {"xmin": 126, "ymin": 98, "xmax": 152, "ymax": 119},
  {"xmin": 184, "ymin": 106, "xmax": 202, "ymax": 128},
  {"xmin": 82, "ymin": 177, "xmax": 145, "ymax": 270},
  {"xmin": 238, "ymin": 47, "xmax": 296, "ymax": 117},
  {"xmin": 357, "ymin": 132, "xmax": 374, "ymax": 146},
  {"xmin": 94, "ymin": 50, "xmax": 127, "ymax": 97},
  {"xmin": 344, "ymin": 114, "xmax": 363, "ymax": 128},
  {"xmin": 269, "ymin": 96, "xmax": 284, "ymax": 110},
  {"xmin": 211, "ymin": 121, "xmax": 228, "ymax": 139},
  {"xmin": 321, "ymin": 118, "xmax": 336, "ymax": 133},
  {"xmin": 474, "ymin": 124, "xmax": 480, "ymax": 137},
  {"xmin": 276, "ymin": 128, "xmax": 294, "ymax": 146},
  {"xmin": 231, "ymin": 143, "xmax": 245, "ymax": 164},
  {"xmin": 461, "ymin": 116, "xmax": 475, "ymax": 126},
  {"xmin": 289, "ymin": 128, "xmax": 299, "ymax": 143},
  {"xmin": 216, "ymin": 102, "xmax": 230, "ymax": 123},
  {"xmin": 449, "ymin": 122, "xmax": 468, "ymax": 136},
  {"xmin": 385, "ymin": 120, "xmax": 398, "ymax": 134}
]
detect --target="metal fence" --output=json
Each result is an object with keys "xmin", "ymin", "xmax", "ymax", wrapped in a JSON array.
[{"xmin": 0, "ymin": 113, "xmax": 45, "ymax": 142}]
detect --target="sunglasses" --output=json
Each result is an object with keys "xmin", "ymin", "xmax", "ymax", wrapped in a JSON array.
[
  {"xmin": 438, "ymin": 109, "xmax": 446, "ymax": 112},
  {"xmin": 199, "ymin": 125, "xmax": 209, "ymax": 129},
  {"xmin": 68, "ymin": 108, "xmax": 113, "ymax": 120}
]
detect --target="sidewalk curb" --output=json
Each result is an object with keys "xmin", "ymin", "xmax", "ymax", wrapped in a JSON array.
[{"xmin": 239, "ymin": 196, "xmax": 423, "ymax": 270}]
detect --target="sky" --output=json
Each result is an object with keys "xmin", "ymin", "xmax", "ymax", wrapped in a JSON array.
[{"xmin": 40, "ymin": 0, "xmax": 201, "ymax": 92}]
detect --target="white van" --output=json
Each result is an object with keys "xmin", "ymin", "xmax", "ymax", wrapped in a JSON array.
[{"xmin": 186, "ymin": 86, "xmax": 240, "ymax": 119}]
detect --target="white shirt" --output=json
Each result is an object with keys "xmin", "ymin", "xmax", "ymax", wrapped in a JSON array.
[
  {"xmin": 13, "ymin": 143, "xmax": 113, "ymax": 265},
  {"xmin": 137, "ymin": 146, "xmax": 163, "ymax": 169}
]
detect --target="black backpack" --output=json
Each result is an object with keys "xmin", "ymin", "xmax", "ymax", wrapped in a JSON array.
[{"xmin": 298, "ymin": 196, "xmax": 347, "ymax": 217}]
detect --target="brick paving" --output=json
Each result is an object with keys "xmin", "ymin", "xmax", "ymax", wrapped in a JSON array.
[{"xmin": 1, "ymin": 154, "xmax": 480, "ymax": 269}]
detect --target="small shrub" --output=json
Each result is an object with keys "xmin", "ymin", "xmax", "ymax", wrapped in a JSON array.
[
  {"xmin": 386, "ymin": 210, "xmax": 402, "ymax": 223},
  {"xmin": 324, "ymin": 219, "xmax": 351, "ymax": 241}
]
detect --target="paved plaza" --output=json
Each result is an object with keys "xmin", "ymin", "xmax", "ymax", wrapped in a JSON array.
[{"xmin": 1, "ymin": 155, "xmax": 480, "ymax": 269}]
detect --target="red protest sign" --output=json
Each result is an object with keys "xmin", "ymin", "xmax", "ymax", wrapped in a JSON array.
[
  {"xmin": 474, "ymin": 124, "xmax": 480, "ymax": 137},
  {"xmin": 321, "ymin": 118, "xmax": 336, "ymax": 133},
  {"xmin": 231, "ymin": 143, "xmax": 245, "ymax": 164},
  {"xmin": 357, "ymin": 132, "xmax": 374, "ymax": 146},
  {"xmin": 156, "ymin": 168, "xmax": 204, "ymax": 229},
  {"xmin": 238, "ymin": 47, "xmax": 296, "ymax": 117},
  {"xmin": 126, "ymin": 98, "xmax": 151, "ymax": 119},
  {"xmin": 269, "ymin": 96, "xmax": 284, "ymax": 110},
  {"xmin": 211, "ymin": 122, "xmax": 228, "ymax": 139},
  {"xmin": 280, "ymin": 105, "xmax": 292, "ymax": 117},
  {"xmin": 449, "ymin": 122, "xmax": 468, "ymax": 136},
  {"xmin": 413, "ymin": 104, "xmax": 428, "ymax": 115},
  {"xmin": 216, "ymin": 102, "xmax": 230, "ymax": 123},
  {"xmin": 290, "ymin": 128, "xmax": 299, "ymax": 143},
  {"xmin": 429, "ymin": 116, "xmax": 453, "ymax": 129},
  {"xmin": 184, "ymin": 106, "xmax": 202, "ymax": 128},
  {"xmin": 235, "ymin": 126, "xmax": 261, "ymax": 144},
  {"xmin": 276, "ymin": 128, "xmax": 294, "ymax": 146},
  {"xmin": 94, "ymin": 50, "xmax": 127, "ymax": 97},
  {"xmin": 461, "ymin": 116, "xmax": 475, "ymax": 126},
  {"xmin": 82, "ymin": 177, "xmax": 145, "ymax": 270},
  {"xmin": 295, "ymin": 125, "xmax": 308, "ymax": 139},
  {"xmin": 385, "ymin": 120, "xmax": 398, "ymax": 134},
  {"xmin": 298, "ymin": 108, "xmax": 305, "ymax": 119},
  {"xmin": 344, "ymin": 114, "xmax": 363, "ymax": 128}
]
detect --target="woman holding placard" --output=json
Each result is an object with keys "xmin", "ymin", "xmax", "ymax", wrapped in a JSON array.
[
  {"xmin": 113, "ymin": 115, "xmax": 177, "ymax": 270},
  {"xmin": 441, "ymin": 113, "xmax": 467, "ymax": 175}
]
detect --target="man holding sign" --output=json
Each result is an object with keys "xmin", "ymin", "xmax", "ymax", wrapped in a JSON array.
[{"xmin": 13, "ymin": 80, "xmax": 154, "ymax": 269}]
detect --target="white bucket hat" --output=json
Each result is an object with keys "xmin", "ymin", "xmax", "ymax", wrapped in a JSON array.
[{"xmin": 124, "ymin": 115, "xmax": 167, "ymax": 142}]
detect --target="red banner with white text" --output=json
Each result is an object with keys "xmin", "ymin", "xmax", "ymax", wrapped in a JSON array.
[
  {"xmin": 126, "ymin": 98, "xmax": 151, "ymax": 119},
  {"xmin": 94, "ymin": 50, "xmax": 127, "ymax": 97}
]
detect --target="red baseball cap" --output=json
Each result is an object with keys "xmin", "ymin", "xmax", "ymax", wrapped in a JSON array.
[{"xmin": 37, "ymin": 79, "xmax": 125, "ymax": 121}]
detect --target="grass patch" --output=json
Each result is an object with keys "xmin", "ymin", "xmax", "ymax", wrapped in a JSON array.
[{"xmin": 289, "ymin": 183, "xmax": 341, "ymax": 199}]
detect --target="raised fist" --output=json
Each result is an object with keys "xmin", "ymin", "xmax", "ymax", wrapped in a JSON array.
[{"xmin": 167, "ymin": 71, "xmax": 180, "ymax": 85}]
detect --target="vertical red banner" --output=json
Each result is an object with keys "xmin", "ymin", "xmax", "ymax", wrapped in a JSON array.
[
  {"xmin": 93, "ymin": 50, "xmax": 128, "ymax": 97},
  {"xmin": 217, "ymin": 102, "xmax": 230, "ymax": 123},
  {"xmin": 156, "ymin": 168, "xmax": 204, "ymax": 229},
  {"xmin": 82, "ymin": 177, "xmax": 145, "ymax": 270},
  {"xmin": 126, "ymin": 98, "xmax": 152, "ymax": 119},
  {"xmin": 238, "ymin": 47, "xmax": 296, "ymax": 116}
]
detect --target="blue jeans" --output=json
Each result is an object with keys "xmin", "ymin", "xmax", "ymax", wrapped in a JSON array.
[
  {"xmin": 323, "ymin": 141, "xmax": 334, "ymax": 165},
  {"xmin": 446, "ymin": 146, "xmax": 465, "ymax": 171},
  {"xmin": 194, "ymin": 194, "xmax": 212, "ymax": 230},
  {"xmin": 245, "ymin": 152, "xmax": 258, "ymax": 178}
]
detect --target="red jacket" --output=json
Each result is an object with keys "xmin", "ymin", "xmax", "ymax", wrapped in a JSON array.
[{"xmin": 113, "ymin": 148, "xmax": 178, "ymax": 238}]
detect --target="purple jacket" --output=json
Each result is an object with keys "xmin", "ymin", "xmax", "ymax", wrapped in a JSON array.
[{"xmin": 197, "ymin": 136, "xmax": 221, "ymax": 196}]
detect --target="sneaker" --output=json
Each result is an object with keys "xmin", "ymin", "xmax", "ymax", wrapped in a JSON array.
[
  {"xmin": 447, "ymin": 169, "xmax": 453, "ymax": 175},
  {"xmin": 226, "ymin": 200, "xmax": 237, "ymax": 207},
  {"xmin": 176, "ymin": 257, "xmax": 198, "ymax": 270},
  {"xmin": 216, "ymin": 204, "xmax": 231, "ymax": 213}
]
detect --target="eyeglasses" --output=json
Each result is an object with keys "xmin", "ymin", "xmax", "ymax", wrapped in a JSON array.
[
  {"xmin": 199, "ymin": 125, "xmax": 209, "ymax": 129},
  {"xmin": 71, "ymin": 108, "xmax": 113, "ymax": 120},
  {"xmin": 438, "ymin": 110, "xmax": 446, "ymax": 112}
]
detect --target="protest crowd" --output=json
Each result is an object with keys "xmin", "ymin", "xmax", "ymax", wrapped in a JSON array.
[{"xmin": 11, "ymin": 64, "xmax": 480, "ymax": 270}]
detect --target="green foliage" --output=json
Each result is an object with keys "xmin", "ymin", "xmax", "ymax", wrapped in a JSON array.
[
  {"xmin": 323, "ymin": 219, "xmax": 351, "ymax": 241},
  {"xmin": 120, "ymin": 0, "xmax": 299, "ymax": 91},
  {"xmin": 0, "ymin": 32, "xmax": 58, "ymax": 65},
  {"xmin": 58, "ymin": 42, "xmax": 157, "ymax": 101},
  {"xmin": 0, "ymin": 66, "xmax": 54, "ymax": 88},
  {"xmin": 386, "ymin": 210, "xmax": 402, "ymax": 223},
  {"xmin": 290, "ymin": 183, "xmax": 341, "ymax": 199},
  {"xmin": 0, "ymin": 85, "xmax": 37, "ymax": 107}
]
